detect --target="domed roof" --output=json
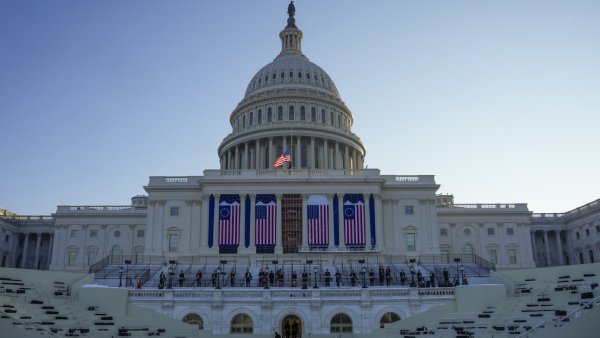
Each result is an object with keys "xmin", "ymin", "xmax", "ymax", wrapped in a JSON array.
[{"xmin": 243, "ymin": 9, "xmax": 340, "ymax": 99}]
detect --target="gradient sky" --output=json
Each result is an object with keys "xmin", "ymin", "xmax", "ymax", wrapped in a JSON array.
[{"xmin": 1, "ymin": 0, "xmax": 598, "ymax": 215}]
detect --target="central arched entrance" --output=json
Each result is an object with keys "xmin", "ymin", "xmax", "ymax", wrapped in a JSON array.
[{"xmin": 280, "ymin": 315, "xmax": 302, "ymax": 338}]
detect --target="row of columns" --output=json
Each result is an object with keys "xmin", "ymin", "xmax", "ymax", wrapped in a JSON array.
[
  {"xmin": 220, "ymin": 136, "xmax": 364, "ymax": 171},
  {"xmin": 4, "ymin": 232, "xmax": 53, "ymax": 269},
  {"xmin": 531, "ymin": 229, "xmax": 565, "ymax": 266},
  {"xmin": 206, "ymin": 193, "xmax": 382, "ymax": 253}
]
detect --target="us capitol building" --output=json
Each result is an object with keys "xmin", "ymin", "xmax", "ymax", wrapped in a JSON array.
[{"xmin": 1, "ymin": 3, "xmax": 599, "ymax": 336}]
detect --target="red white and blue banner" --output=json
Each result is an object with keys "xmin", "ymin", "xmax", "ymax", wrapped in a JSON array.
[
  {"xmin": 255, "ymin": 194, "xmax": 276, "ymax": 247},
  {"xmin": 307, "ymin": 195, "xmax": 329, "ymax": 247},
  {"xmin": 219, "ymin": 194, "xmax": 241, "ymax": 247},
  {"xmin": 343, "ymin": 194, "xmax": 366, "ymax": 246}
]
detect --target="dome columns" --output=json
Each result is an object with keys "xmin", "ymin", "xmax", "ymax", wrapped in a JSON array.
[{"xmin": 220, "ymin": 135, "xmax": 364, "ymax": 171}]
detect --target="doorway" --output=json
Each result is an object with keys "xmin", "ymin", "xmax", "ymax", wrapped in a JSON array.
[{"xmin": 281, "ymin": 315, "xmax": 302, "ymax": 338}]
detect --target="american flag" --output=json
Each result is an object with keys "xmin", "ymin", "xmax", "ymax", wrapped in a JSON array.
[
  {"xmin": 343, "ymin": 194, "xmax": 365, "ymax": 246},
  {"xmin": 307, "ymin": 195, "xmax": 329, "ymax": 246},
  {"xmin": 274, "ymin": 149, "xmax": 291, "ymax": 167},
  {"xmin": 219, "ymin": 194, "xmax": 240, "ymax": 246},
  {"xmin": 255, "ymin": 194, "xmax": 276, "ymax": 245}
]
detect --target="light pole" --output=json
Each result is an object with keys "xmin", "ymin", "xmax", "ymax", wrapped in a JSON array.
[
  {"xmin": 409, "ymin": 259, "xmax": 416, "ymax": 287},
  {"xmin": 454, "ymin": 258, "xmax": 461, "ymax": 285},
  {"xmin": 313, "ymin": 266, "xmax": 318, "ymax": 289},
  {"xmin": 118, "ymin": 265, "xmax": 124, "ymax": 287},
  {"xmin": 124, "ymin": 260, "xmax": 131, "ymax": 287},
  {"xmin": 263, "ymin": 266, "xmax": 270, "ymax": 289},
  {"xmin": 361, "ymin": 266, "xmax": 368, "ymax": 288},
  {"xmin": 460, "ymin": 265, "xmax": 465, "ymax": 285},
  {"xmin": 220, "ymin": 260, "xmax": 227, "ymax": 288}
]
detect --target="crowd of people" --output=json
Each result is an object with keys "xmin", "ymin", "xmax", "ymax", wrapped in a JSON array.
[{"xmin": 156, "ymin": 265, "xmax": 467, "ymax": 289}]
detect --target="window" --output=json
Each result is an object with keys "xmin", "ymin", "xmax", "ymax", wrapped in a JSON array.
[
  {"xmin": 329, "ymin": 111, "xmax": 334, "ymax": 125},
  {"xmin": 182, "ymin": 313, "xmax": 204, "ymax": 330},
  {"xmin": 306, "ymin": 73, "xmax": 310, "ymax": 79},
  {"xmin": 589, "ymin": 250, "xmax": 595, "ymax": 263},
  {"xmin": 170, "ymin": 207, "xmax": 180, "ymax": 216},
  {"xmin": 114, "ymin": 230, "xmax": 121, "ymax": 238},
  {"xmin": 596, "ymin": 225, "xmax": 600, "ymax": 233},
  {"xmin": 506, "ymin": 227, "xmax": 514, "ymax": 235},
  {"xmin": 249, "ymin": 112, "xmax": 253, "ymax": 125},
  {"xmin": 404, "ymin": 206, "xmax": 414, "ymax": 215},
  {"xmin": 168, "ymin": 234, "xmax": 179, "ymax": 253},
  {"xmin": 311, "ymin": 107, "xmax": 316, "ymax": 121},
  {"xmin": 258, "ymin": 109, "xmax": 262, "ymax": 124},
  {"xmin": 110, "ymin": 246, "xmax": 122, "ymax": 264},
  {"xmin": 487, "ymin": 228, "xmax": 495, "ymax": 236},
  {"xmin": 272, "ymin": 73, "xmax": 276, "ymax": 80},
  {"xmin": 576, "ymin": 232, "xmax": 580, "ymax": 239},
  {"xmin": 462, "ymin": 244, "xmax": 474, "ymax": 262},
  {"xmin": 289, "ymin": 71, "xmax": 293, "ymax": 78},
  {"xmin": 135, "ymin": 249, "xmax": 144, "ymax": 264},
  {"xmin": 298, "ymin": 71, "xmax": 302, "ymax": 78},
  {"xmin": 230, "ymin": 313, "xmax": 253, "ymax": 333},
  {"xmin": 242, "ymin": 115, "xmax": 246, "ymax": 128},
  {"xmin": 321, "ymin": 109, "xmax": 326, "ymax": 123},
  {"xmin": 440, "ymin": 229, "xmax": 448, "ymax": 236},
  {"xmin": 280, "ymin": 72, "xmax": 284, "ymax": 78},
  {"xmin": 330, "ymin": 313, "xmax": 353, "ymax": 333},
  {"xmin": 405, "ymin": 233, "xmax": 416, "ymax": 251},
  {"xmin": 379, "ymin": 312, "xmax": 400, "ymax": 328},
  {"xmin": 300, "ymin": 106, "xmax": 305, "ymax": 120},
  {"xmin": 70, "ymin": 229, "xmax": 78, "ymax": 238},
  {"xmin": 267, "ymin": 107, "xmax": 272, "ymax": 122},
  {"xmin": 89, "ymin": 230, "xmax": 98, "ymax": 238},
  {"xmin": 585, "ymin": 229, "xmax": 590, "ymax": 236},
  {"xmin": 508, "ymin": 248, "xmax": 518, "ymax": 264},
  {"xmin": 488, "ymin": 248, "xmax": 497, "ymax": 264},
  {"xmin": 278, "ymin": 106, "xmax": 283, "ymax": 120},
  {"xmin": 67, "ymin": 251, "xmax": 78, "ymax": 266},
  {"xmin": 337, "ymin": 114, "xmax": 341, "ymax": 126},
  {"xmin": 440, "ymin": 248, "xmax": 450, "ymax": 263},
  {"xmin": 464, "ymin": 228, "xmax": 471, "ymax": 236},
  {"xmin": 289, "ymin": 105, "xmax": 294, "ymax": 120},
  {"xmin": 87, "ymin": 249, "xmax": 97, "ymax": 265},
  {"xmin": 137, "ymin": 230, "xmax": 145, "ymax": 238}
]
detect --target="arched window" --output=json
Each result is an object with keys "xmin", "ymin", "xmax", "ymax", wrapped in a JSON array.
[
  {"xmin": 278, "ymin": 106, "xmax": 283, "ymax": 120},
  {"xmin": 462, "ymin": 244, "xmax": 474, "ymax": 263},
  {"xmin": 264, "ymin": 75, "xmax": 268, "ymax": 82},
  {"xmin": 321, "ymin": 109, "xmax": 326, "ymax": 123},
  {"xmin": 86, "ymin": 247, "xmax": 98, "ymax": 266},
  {"xmin": 289, "ymin": 105, "xmax": 294, "ymax": 120},
  {"xmin": 258, "ymin": 109, "xmax": 262, "ymax": 124},
  {"xmin": 272, "ymin": 73, "xmax": 276, "ymax": 80},
  {"xmin": 298, "ymin": 72, "xmax": 302, "ymax": 78},
  {"xmin": 249, "ymin": 112, "xmax": 253, "ymax": 126},
  {"xmin": 306, "ymin": 73, "xmax": 310, "ymax": 79},
  {"xmin": 182, "ymin": 313, "xmax": 204, "ymax": 330},
  {"xmin": 231, "ymin": 313, "xmax": 253, "ymax": 333},
  {"xmin": 267, "ymin": 107, "xmax": 273, "ymax": 122},
  {"xmin": 330, "ymin": 313, "xmax": 352, "ymax": 333},
  {"xmin": 311, "ymin": 107, "xmax": 316, "ymax": 122},
  {"xmin": 379, "ymin": 312, "xmax": 401, "ymax": 328},
  {"xmin": 300, "ymin": 106, "xmax": 306, "ymax": 120},
  {"xmin": 337, "ymin": 114, "xmax": 341, "ymax": 127},
  {"xmin": 242, "ymin": 115, "xmax": 246, "ymax": 128},
  {"xmin": 110, "ymin": 246, "xmax": 122, "ymax": 264},
  {"xmin": 280, "ymin": 72, "xmax": 284, "ymax": 79},
  {"xmin": 289, "ymin": 71, "xmax": 294, "ymax": 78},
  {"xmin": 329, "ymin": 111, "xmax": 334, "ymax": 125}
]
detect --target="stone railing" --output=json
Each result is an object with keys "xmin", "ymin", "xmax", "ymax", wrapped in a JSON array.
[
  {"xmin": 56, "ymin": 205, "xmax": 147, "ymax": 213},
  {"xmin": 147, "ymin": 176, "xmax": 202, "ymax": 187},
  {"xmin": 204, "ymin": 168, "xmax": 382, "ymax": 180},
  {"xmin": 438, "ymin": 203, "xmax": 529, "ymax": 211}
]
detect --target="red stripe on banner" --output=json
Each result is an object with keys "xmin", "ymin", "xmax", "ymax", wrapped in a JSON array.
[{"xmin": 344, "ymin": 204, "xmax": 365, "ymax": 246}]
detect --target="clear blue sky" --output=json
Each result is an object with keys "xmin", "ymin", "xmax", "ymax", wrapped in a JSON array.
[{"xmin": 1, "ymin": 0, "xmax": 598, "ymax": 215}]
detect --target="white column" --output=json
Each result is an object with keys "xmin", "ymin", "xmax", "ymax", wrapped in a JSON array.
[
  {"xmin": 543, "ymin": 231, "xmax": 551, "ymax": 266},
  {"xmin": 530, "ymin": 231, "xmax": 538, "ymax": 266},
  {"xmin": 327, "ymin": 194, "xmax": 335, "ymax": 251},
  {"xmin": 235, "ymin": 146, "xmax": 240, "ymax": 169},
  {"xmin": 352, "ymin": 150, "xmax": 357, "ymax": 170},
  {"xmin": 276, "ymin": 194, "xmax": 283, "ymax": 254},
  {"xmin": 21, "ymin": 233, "xmax": 30, "ymax": 268},
  {"xmin": 282, "ymin": 137, "xmax": 287, "ymax": 153},
  {"xmin": 556, "ymin": 231, "xmax": 564, "ymax": 266},
  {"xmin": 200, "ymin": 195, "xmax": 210, "ymax": 252},
  {"xmin": 244, "ymin": 142, "xmax": 249, "ymax": 169},
  {"xmin": 296, "ymin": 136, "xmax": 301, "ymax": 169},
  {"xmin": 191, "ymin": 200, "xmax": 201, "ymax": 254},
  {"xmin": 334, "ymin": 142, "xmax": 340, "ymax": 169},
  {"xmin": 344, "ymin": 145, "xmax": 349, "ymax": 170},
  {"xmin": 310, "ymin": 137, "xmax": 315, "ymax": 169},
  {"xmin": 255, "ymin": 140, "xmax": 261, "ymax": 169},
  {"xmin": 323, "ymin": 139, "xmax": 329, "ymax": 169},
  {"xmin": 34, "ymin": 233, "xmax": 42, "ymax": 269},
  {"xmin": 227, "ymin": 149, "xmax": 232, "ymax": 170},
  {"xmin": 375, "ymin": 194, "xmax": 383, "ymax": 250},
  {"xmin": 268, "ymin": 137, "xmax": 274, "ymax": 167},
  {"xmin": 46, "ymin": 234, "xmax": 54, "ymax": 269},
  {"xmin": 301, "ymin": 194, "xmax": 308, "ymax": 249}
]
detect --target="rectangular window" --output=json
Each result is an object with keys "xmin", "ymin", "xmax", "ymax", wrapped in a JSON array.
[
  {"xmin": 506, "ymin": 227, "xmax": 514, "ymax": 235},
  {"xmin": 168, "ymin": 234, "xmax": 179, "ymax": 252},
  {"xmin": 404, "ymin": 206, "xmax": 414, "ymax": 215},
  {"xmin": 70, "ymin": 229, "xmax": 78, "ymax": 238},
  {"xmin": 488, "ymin": 249, "xmax": 497, "ymax": 264},
  {"xmin": 321, "ymin": 109, "xmax": 325, "ymax": 123},
  {"xmin": 487, "ymin": 228, "xmax": 495, "ymax": 236},
  {"xmin": 576, "ymin": 232, "xmax": 580, "ymax": 239},
  {"xmin": 440, "ymin": 248, "xmax": 450, "ymax": 263},
  {"xmin": 596, "ymin": 225, "xmax": 600, "ymax": 233},
  {"xmin": 89, "ymin": 230, "xmax": 98, "ymax": 238},
  {"xmin": 68, "ymin": 251, "xmax": 78, "ymax": 266},
  {"xmin": 405, "ymin": 233, "xmax": 416, "ymax": 251},
  {"xmin": 440, "ymin": 229, "xmax": 448, "ymax": 236},
  {"xmin": 585, "ymin": 229, "xmax": 590, "ymax": 236},
  {"xmin": 137, "ymin": 230, "xmax": 145, "ymax": 238},
  {"xmin": 508, "ymin": 249, "xmax": 517, "ymax": 264},
  {"xmin": 170, "ymin": 207, "xmax": 179, "ymax": 216},
  {"xmin": 589, "ymin": 250, "xmax": 595, "ymax": 263},
  {"xmin": 87, "ymin": 251, "xmax": 97, "ymax": 265}
]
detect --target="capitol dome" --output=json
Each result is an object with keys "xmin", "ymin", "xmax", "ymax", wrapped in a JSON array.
[{"xmin": 218, "ymin": 7, "xmax": 366, "ymax": 171}]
